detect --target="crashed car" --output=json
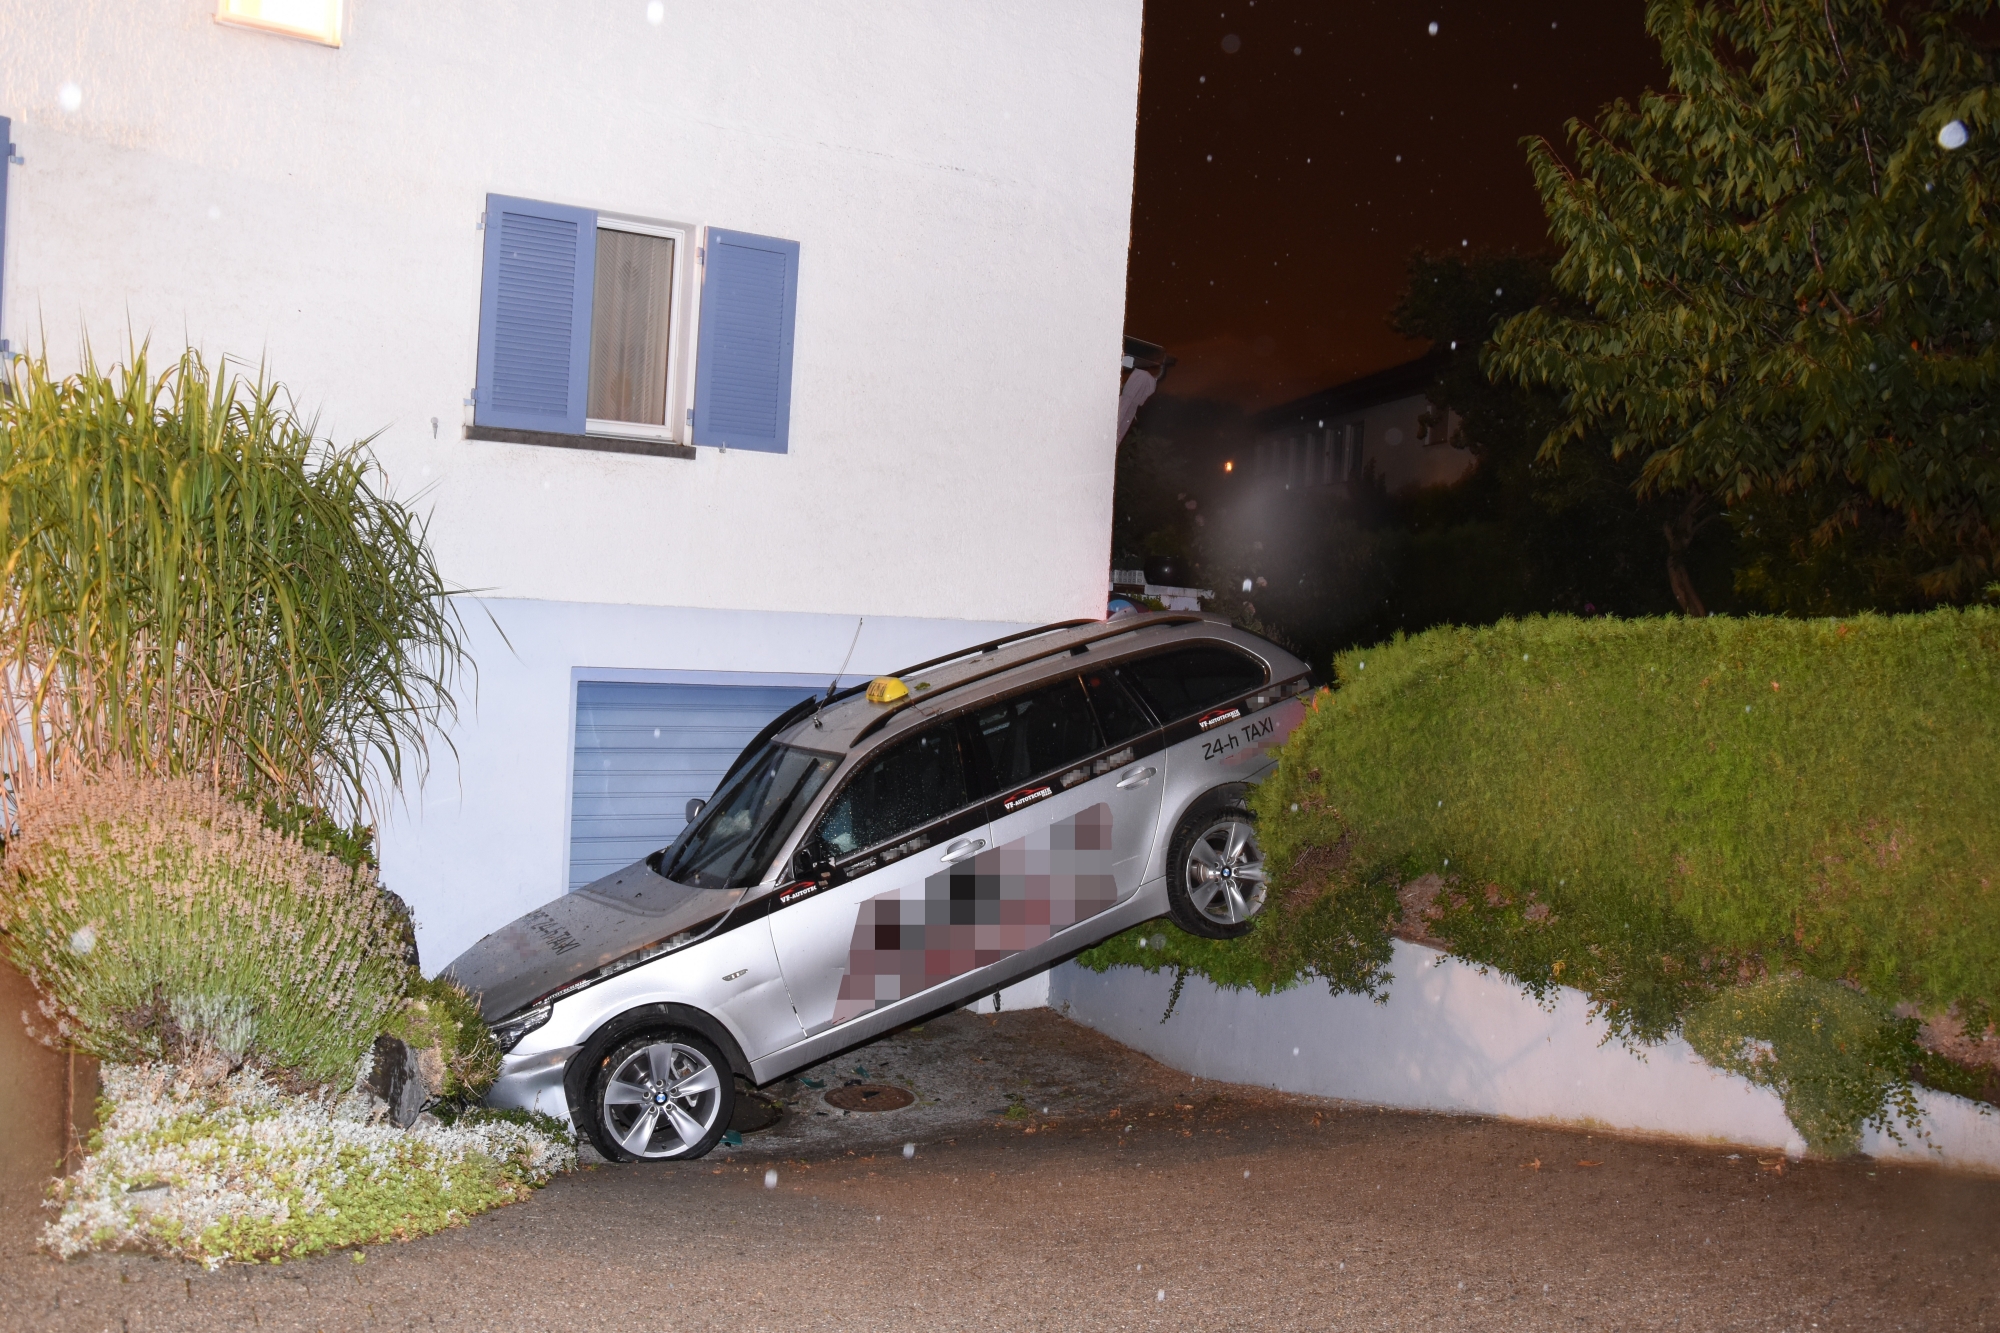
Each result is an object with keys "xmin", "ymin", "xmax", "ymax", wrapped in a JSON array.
[{"xmin": 446, "ymin": 614, "xmax": 1312, "ymax": 1162}]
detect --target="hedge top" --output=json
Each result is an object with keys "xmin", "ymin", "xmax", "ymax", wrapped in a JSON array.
[{"xmin": 1265, "ymin": 609, "xmax": 2000, "ymax": 1022}]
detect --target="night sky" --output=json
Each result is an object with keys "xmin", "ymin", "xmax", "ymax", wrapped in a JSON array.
[{"xmin": 1123, "ymin": 0, "xmax": 1668, "ymax": 408}]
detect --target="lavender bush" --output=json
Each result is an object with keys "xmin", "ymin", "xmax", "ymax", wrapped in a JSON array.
[{"xmin": 2, "ymin": 775, "xmax": 410, "ymax": 1085}]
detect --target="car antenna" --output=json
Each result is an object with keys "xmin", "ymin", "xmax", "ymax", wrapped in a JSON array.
[{"xmin": 814, "ymin": 616, "xmax": 865, "ymax": 729}]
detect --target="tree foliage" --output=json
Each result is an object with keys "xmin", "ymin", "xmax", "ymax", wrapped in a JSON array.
[
  {"xmin": 1490, "ymin": 0, "xmax": 2000, "ymax": 598},
  {"xmin": 1395, "ymin": 251, "xmax": 1739, "ymax": 617}
]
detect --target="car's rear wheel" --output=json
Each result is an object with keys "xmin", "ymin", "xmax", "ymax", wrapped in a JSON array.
[
  {"xmin": 590, "ymin": 1029, "xmax": 735, "ymax": 1162},
  {"xmin": 1164, "ymin": 796, "xmax": 1268, "ymax": 939}
]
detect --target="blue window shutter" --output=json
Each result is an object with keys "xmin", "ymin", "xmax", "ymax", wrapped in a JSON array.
[
  {"xmin": 475, "ymin": 195, "xmax": 596, "ymax": 433},
  {"xmin": 692, "ymin": 229, "xmax": 799, "ymax": 453}
]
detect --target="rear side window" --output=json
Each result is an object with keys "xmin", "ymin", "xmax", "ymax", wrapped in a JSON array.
[
  {"xmin": 1118, "ymin": 644, "xmax": 1267, "ymax": 723},
  {"xmin": 1082, "ymin": 669, "xmax": 1154, "ymax": 746},
  {"xmin": 805, "ymin": 725, "xmax": 969, "ymax": 861},
  {"xmin": 962, "ymin": 676, "xmax": 1103, "ymax": 795}
]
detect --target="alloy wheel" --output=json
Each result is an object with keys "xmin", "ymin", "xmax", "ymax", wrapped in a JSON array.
[
  {"xmin": 1183, "ymin": 817, "xmax": 1269, "ymax": 926},
  {"xmin": 600, "ymin": 1040, "xmax": 724, "ymax": 1159}
]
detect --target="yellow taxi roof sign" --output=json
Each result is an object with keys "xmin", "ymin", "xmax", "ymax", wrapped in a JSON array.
[{"xmin": 865, "ymin": 676, "xmax": 910, "ymax": 704}]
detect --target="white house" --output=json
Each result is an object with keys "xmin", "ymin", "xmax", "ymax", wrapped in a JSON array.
[{"xmin": 0, "ymin": 1, "xmax": 1145, "ymax": 966}]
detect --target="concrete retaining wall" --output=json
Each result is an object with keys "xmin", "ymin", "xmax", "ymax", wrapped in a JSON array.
[{"xmin": 1047, "ymin": 941, "xmax": 2000, "ymax": 1174}]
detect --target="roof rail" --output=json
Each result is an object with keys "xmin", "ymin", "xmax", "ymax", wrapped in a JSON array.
[
  {"xmin": 715, "ymin": 620, "xmax": 1110, "ymax": 787},
  {"xmin": 884, "ymin": 619, "xmax": 1096, "ymax": 681},
  {"xmin": 847, "ymin": 613, "xmax": 1205, "ymax": 748}
]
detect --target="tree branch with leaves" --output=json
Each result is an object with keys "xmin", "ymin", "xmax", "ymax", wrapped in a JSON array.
[{"xmin": 1490, "ymin": 0, "xmax": 2000, "ymax": 602}]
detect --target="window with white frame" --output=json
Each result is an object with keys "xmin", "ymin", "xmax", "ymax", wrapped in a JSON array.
[
  {"xmin": 471, "ymin": 195, "xmax": 800, "ymax": 456},
  {"xmin": 586, "ymin": 219, "xmax": 686, "ymax": 442}
]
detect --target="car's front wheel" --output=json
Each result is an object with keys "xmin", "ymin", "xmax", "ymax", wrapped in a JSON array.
[
  {"xmin": 589, "ymin": 1029, "xmax": 735, "ymax": 1162},
  {"xmin": 1164, "ymin": 796, "xmax": 1269, "ymax": 939}
]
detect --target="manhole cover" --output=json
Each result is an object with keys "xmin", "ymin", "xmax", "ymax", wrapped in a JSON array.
[{"xmin": 825, "ymin": 1083, "xmax": 915, "ymax": 1112}]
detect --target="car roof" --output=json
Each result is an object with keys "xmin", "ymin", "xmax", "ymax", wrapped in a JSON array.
[{"xmin": 771, "ymin": 612, "xmax": 1305, "ymax": 758}]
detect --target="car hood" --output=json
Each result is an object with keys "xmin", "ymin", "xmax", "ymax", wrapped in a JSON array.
[{"xmin": 442, "ymin": 863, "xmax": 748, "ymax": 1022}]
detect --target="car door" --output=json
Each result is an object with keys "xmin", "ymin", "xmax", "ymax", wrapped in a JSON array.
[
  {"xmin": 949, "ymin": 673, "xmax": 1160, "ymax": 1001},
  {"xmin": 1116, "ymin": 642, "xmax": 1293, "ymax": 879},
  {"xmin": 766, "ymin": 722, "xmax": 990, "ymax": 1037},
  {"xmin": 1078, "ymin": 665, "xmax": 1167, "ymax": 894}
]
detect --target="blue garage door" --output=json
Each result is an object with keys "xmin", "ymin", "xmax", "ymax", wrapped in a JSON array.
[{"xmin": 569, "ymin": 681, "xmax": 819, "ymax": 890}]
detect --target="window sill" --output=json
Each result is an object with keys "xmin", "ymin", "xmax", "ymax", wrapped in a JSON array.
[{"xmin": 466, "ymin": 424, "xmax": 695, "ymax": 460}]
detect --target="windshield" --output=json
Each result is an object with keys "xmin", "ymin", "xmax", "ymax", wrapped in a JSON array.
[{"xmin": 658, "ymin": 742, "xmax": 840, "ymax": 889}]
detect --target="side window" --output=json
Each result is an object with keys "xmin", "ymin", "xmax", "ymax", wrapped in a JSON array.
[
  {"xmin": 1118, "ymin": 645, "xmax": 1267, "ymax": 723},
  {"xmin": 1082, "ymin": 669, "xmax": 1154, "ymax": 745},
  {"xmin": 804, "ymin": 726, "xmax": 969, "ymax": 862},
  {"xmin": 962, "ymin": 677, "xmax": 1104, "ymax": 795}
]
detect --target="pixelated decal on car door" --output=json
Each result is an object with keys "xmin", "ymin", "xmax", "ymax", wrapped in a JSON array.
[{"xmin": 830, "ymin": 803, "xmax": 1117, "ymax": 1023}]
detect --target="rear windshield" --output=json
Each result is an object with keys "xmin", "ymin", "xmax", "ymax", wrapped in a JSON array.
[
  {"xmin": 1119, "ymin": 644, "xmax": 1268, "ymax": 723},
  {"xmin": 658, "ymin": 742, "xmax": 839, "ymax": 889}
]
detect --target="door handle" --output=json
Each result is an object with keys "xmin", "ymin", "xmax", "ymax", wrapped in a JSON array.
[
  {"xmin": 940, "ymin": 838, "xmax": 986, "ymax": 864},
  {"xmin": 1116, "ymin": 766, "xmax": 1157, "ymax": 789}
]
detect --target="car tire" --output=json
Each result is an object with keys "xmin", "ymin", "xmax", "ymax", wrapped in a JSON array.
[
  {"xmin": 587, "ymin": 1028, "xmax": 736, "ymax": 1163},
  {"xmin": 1164, "ymin": 794, "xmax": 1269, "ymax": 940}
]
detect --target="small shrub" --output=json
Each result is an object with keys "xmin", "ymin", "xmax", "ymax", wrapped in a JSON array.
[
  {"xmin": 382, "ymin": 974, "xmax": 501, "ymax": 1106},
  {"xmin": 435, "ymin": 1104, "xmax": 572, "ymax": 1140},
  {"xmin": 254, "ymin": 796, "xmax": 378, "ymax": 873},
  {"xmin": 0, "ymin": 775, "xmax": 411, "ymax": 1085},
  {"xmin": 45, "ymin": 1062, "xmax": 574, "ymax": 1265},
  {"xmin": 1683, "ymin": 976, "xmax": 1927, "ymax": 1157}
]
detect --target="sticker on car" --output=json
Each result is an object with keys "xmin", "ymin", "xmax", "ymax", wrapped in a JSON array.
[
  {"xmin": 1200, "ymin": 711, "xmax": 1277, "ymax": 762},
  {"xmin": 829, "ymin": 803, "xmax": 1117, "ymax": 1023},
  {"xmin": 1001, "ymin": 783, "xmax": 1055, "ymax": 812}
]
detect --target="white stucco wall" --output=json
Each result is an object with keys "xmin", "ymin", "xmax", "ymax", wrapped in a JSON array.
[
  {"xmin": 0, "ymin": 0, "xmax": 1143, "ymax": 626},
  {"xmin": 1049, "ymin": 945, "xmax": 2000, "ymax": 1174}
]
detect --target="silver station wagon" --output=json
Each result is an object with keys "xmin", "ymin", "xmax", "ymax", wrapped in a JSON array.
[{"xmin": 446, "ymin": 614, "xmax": 1312, "ymax": 1162}]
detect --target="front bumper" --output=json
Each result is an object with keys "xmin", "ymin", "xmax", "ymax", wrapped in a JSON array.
[{"xmin": 484, "ymin": 1043, "xmax": 582, "ymax": 1125}]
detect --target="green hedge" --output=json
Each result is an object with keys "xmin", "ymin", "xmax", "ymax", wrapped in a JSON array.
[
  {"xmin": 1081, "ymin": 609, "xmax": 2000, "ymax": 1151},
  {"xmin": 1273, "ymin": 608, "xmax": 1998, "ymax": 1024}
]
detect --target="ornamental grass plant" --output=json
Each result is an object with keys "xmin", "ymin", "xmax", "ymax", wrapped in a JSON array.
[
  {"xmin": 1082, "ymin": 609, "xmax": 2000, "ymax": 1154},
  {"xmin": 0, "ymin": 343, "xmax": 466, "ymax": 823},
  {"xmin": 0, "ymin": 339, "xmax": 474, "ymax": 1084}
]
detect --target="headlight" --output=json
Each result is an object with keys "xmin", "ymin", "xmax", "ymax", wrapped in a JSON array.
[{"xmin": 490, "ymin": 1003, "xmax": 552, "ymax": 1054}]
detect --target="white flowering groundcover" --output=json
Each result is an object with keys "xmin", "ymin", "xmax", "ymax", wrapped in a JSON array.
[{"xmin": 47, "ymin": 1063, "xmax": 576, "ymax": 1266}]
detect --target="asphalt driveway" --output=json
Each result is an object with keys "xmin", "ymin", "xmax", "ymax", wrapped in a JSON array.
[{"xmin": 3, "ymin": 1007, "xmax": 1996, "ymax": 1331}]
